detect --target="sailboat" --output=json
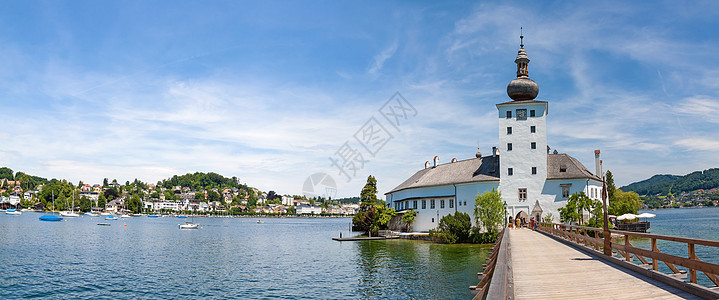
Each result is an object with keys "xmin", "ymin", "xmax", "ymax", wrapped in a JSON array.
[
  {"xmin": 85, "ymin": 211, "xmax": 99, "ymax": 217},
  {"xmin": 39, "ymin": 191, "xmax": 64, "ymax": 222},
  {"xmin": 178, "ymin": 214, "xmax": 199, "ymax": 229},
  {"xmin": 59, "ymin": 190, "xmax": 79, "ymax": 217}
]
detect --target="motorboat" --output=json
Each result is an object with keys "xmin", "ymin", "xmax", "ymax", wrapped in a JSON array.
[
  {"xmin": 256, "ymin": 220, "xmax": 264, "ymax": 224},
  {"xmin": 85, "ymin": 212, "xmax": 99, "ymax": 217},
  {"xmin": 105, "ymin": 215, "xmax": 118, "ymax": 220},
  {"xmin": 97, "ymin": 223, "xmax": 111, "ymax": 226},
  {"xmin": 100, "ymin": 212, "xmax": 111, "ymax": 216},
  {"xmin": 120, "ymin": 214, "xmax": 131, "ymax": 218},
  {"xmin": 5, "ymin": 208, "xmax": 22, "ymax": 215},
  {"xmin": 147, "ymin": 215, "xmax": 159, "ymax": 218}
]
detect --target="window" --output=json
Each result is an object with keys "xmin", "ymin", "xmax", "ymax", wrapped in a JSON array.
[
  {"xmin": 440, "ymin": 200, "xmax": 445, "ymax": 209},
  {"xmin": 413, "ymin": 200, "xmax": 417, "ymax": 209},
  {"xmin": 450, "ymin": 199, "xmax": 454, "ymax": 208},
  {"xmin": 508, "ymin": 168, "xmax": 513, "ymax": 176},
  {"xmin": 507, "ymin": 143, "xmax": 513, "ymax": 151},
  {"xmin": 506, "ymin": 110, "xmax": 512, "ymax": 118},
  {"xmin": 464, "ymin": 201, "xmax": 467, "ymax": 206},
  {"xmin": 507, "ymin": 127, "xmax": 512, "ymax": 134},
  {"xmin": 531, "ymin": 142, "xmax": 536, "ymax": 149},
  {"xmin": 532, "ymin": 167, "xmax": 537, "ymax": 175},
  {"xmin": 560, "ymin": 165, "xmax": 567, "ymax": 172},
  {"xmin": 430, "ymin": 199, "xmax": 435, "ymax": 209},
  {"xmin": 530, "ymin": 126, "xmax": 536, "ymax": 133},
  {"xmin": 530, "ymin": 110, "xmax": 536, "ymax": 117},
  {"xmin": 516, "ymin": 109, "xmax": 527, "ymax": 120},
  {"xmin": 561, "ymin": 184, "xmax": 572, "ymax": 198},
  {"xmin": 422, "ymin": 200, "xmax": 426, "ymax": 209},
  {"xmin": 518, "ymin": 188, "xmax": 527, "ymax": 201},
  {"xmin": 431, "ymin": 218, "xmax": 435, "ymax": 223}
]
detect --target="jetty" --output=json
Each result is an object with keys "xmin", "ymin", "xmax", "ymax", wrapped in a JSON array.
[{"xmin": 472, "ymin": 223, "xmax": 719, "ymax": 299}]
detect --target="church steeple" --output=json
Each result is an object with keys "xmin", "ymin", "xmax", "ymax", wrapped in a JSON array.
[{"xmin": 507, "ymin": 29, "xmax": 539, "ymax": 101}]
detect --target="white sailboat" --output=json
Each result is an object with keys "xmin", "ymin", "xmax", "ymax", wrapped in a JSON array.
[
  {"xmin": 178, "ymin": 215, "xmax": 199, "ymax": 229},
  {"xmin": 59, "ymin": 190, "xmax": 79, "ymax": 217},
  {"xmin": 84, "ymin": 211, "xmax": 99, "ymax": 217}
]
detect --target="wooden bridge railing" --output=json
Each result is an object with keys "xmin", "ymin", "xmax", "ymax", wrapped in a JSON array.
[
  {"xmin": 537, "ymin": 222, "xmax": 719, "ymax": 290},
  {"xmin": 469, "ymin": 228, "xmax": 513, "ymax": 300}
]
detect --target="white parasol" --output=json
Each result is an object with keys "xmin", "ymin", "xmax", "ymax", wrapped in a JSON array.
[
  {"xmin": 617, "ymin": 213, "xmax": 639, "ymax": 221},
  {"xmin": 636, "ymin": 213, "xmax": 656, "ymax": 219}
]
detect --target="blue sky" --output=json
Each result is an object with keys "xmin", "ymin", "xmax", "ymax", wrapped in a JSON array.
[{"xmin": 1, "ymin": 1, "xmax": 719, "ymax": 197}]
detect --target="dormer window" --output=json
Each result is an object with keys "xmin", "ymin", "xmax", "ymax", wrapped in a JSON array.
[{"xmin": 560, "ymin": 165, "xmax": 567, "ymax": 172}]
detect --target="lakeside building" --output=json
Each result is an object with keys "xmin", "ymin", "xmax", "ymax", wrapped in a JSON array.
[{"xmin": 386, "ymin": 40, "xmax": 604, "ymax": 232}]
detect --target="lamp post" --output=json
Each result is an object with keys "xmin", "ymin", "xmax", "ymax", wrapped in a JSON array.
[
  {"xmin": 602, "ymin": 173, "xmax": 612, "ymax": 256},
  {"xmin": 503, "ymin": 201, "xmax": 508, "ymax": 227}
]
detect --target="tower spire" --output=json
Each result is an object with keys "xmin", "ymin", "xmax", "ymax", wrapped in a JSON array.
[{"xmin": 506, "ymin": 29, "xmax": 539, "ymax": 101}]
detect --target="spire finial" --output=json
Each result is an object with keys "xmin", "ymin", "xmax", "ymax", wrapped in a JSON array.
[{"xmin": 520, "ymin": 27, "xmax": 524, "ymax": 48}]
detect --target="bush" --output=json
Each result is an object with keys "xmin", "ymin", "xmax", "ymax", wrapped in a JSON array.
[{"xmin": 429, "ymin": 212, "xmax": 472, "ymax": 244}]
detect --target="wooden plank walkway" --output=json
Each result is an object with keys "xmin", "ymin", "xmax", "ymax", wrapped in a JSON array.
[{"xmin": 510, "ymin": 228, "xmax": 702, "ymax": 299}]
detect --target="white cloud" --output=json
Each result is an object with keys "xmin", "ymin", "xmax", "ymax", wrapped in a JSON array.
[{"xmin": 368, "ymin": 40, "xmax": 398, "ymax": 74}]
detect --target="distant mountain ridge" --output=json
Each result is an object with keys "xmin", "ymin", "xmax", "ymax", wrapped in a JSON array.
[{"xmin": 620, "ymin": 168, "xmax": 719, "ymax": 195}]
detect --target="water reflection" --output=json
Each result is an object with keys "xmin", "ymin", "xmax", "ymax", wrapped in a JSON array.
[{"xmin": 354, "ymin": 239, "xmax": 490, "ymax": 299}]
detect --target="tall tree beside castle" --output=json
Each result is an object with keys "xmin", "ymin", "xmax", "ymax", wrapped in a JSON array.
[{"xmin": 352, "ymin": 175, "xmax": 395, "ymax": 236}]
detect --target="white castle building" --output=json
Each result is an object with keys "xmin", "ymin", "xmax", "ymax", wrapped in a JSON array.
[{"xmin": 386, "ymin": 39, "xmax": 604, "ymax": 232}]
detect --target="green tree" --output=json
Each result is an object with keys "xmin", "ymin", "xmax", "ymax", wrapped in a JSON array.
[
  {"xmin": 400, "ymin": 209, "xmax": 417, "ymax": 232},
  {"xmin": 207, "ymin": 190, "xmax": 220, "ymax": 203},
  {"xmin": 473, "ymin": 189, "xmax": 504, "ymax": 241},
  {"xmin": 609, "ymin": 189, "xmax": 641, "ymax": 215},
  {"xmin": 127, "ymin": 194, "xmax": 143, "ymax": 213},
  {"xmin": 606, "ymin": 170, "xmax": 616, "ymax": 202},
  {"xmin": 79, "ymin": 196, "xmax": 91, "ymax": 212},
  {"xmin": 559, "ymin": 192, "xmax": 603, "ymax": 226},
  {"xmin": 429, "ymin": 212, "xmax": 472, "ymax": 244},
  {"xmin": 98, "ymin": 193, "xmax": 107, "ymax": 208},
  {"xmin": 103, "ymin": 178, "xmax": 109, "ymax": 187},
  {"xmin": 352, "ymin": 175, "xmax": 395, "ymax": 236}
]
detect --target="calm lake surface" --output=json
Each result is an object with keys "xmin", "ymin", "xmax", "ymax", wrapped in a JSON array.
[
  {"xmin": 630, "ymin": 207, "xmax": 719, "ymax": 287},
  {"xmin": 0, "ymin": 214, "xmax": 489, "ymax": 299}
]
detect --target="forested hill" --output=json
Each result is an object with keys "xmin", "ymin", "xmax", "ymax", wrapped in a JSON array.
[
  {"xmin": 620, "ymin": 169, "xmax": 719, "ymax": 195},
  {"xmin": 159, "ymin": 172, "xmax": 241, "ymax": 190}
]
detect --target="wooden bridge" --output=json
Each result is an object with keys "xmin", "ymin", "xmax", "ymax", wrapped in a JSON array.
[{"xmin": 470, "ymin": 224, "xmax": 719, "ymax": 299}]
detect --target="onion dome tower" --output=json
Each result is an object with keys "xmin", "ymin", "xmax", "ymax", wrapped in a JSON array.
[{"xmin": 506, "ymin": 31, "xmax": 539, "ymax": 101}]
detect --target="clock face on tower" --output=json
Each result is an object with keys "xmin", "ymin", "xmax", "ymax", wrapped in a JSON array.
[{"xmin": 516, "ymin": 109, "xmax": 527, "ymax": 120}]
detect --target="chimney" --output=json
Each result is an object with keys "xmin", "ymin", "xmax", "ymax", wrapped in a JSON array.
[
  {"xmin": 433, "ymin": 156, "xmax": 439, "ymax": 167},
  {"xmin": 594, "ymin": 150, "xmax": 602, "ymax": 178},
  {"xmin": 492, "ymin": 147, "xmax": 498, "ymax": 157},
  {"xmin": 425, "ymin": 161, "xmax": 430, "ymax": 169}
]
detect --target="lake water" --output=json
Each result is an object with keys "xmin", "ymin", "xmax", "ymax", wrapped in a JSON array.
[
  {"xmin": 629, "ymin": 207, "xmax": 719, "ymax": 287},
  {"xmin": 0, "ymin": 213, "xmax": 489, "ymax": 299}
]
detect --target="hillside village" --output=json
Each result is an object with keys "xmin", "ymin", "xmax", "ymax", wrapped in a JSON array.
[{"xmin": 0, "ymin": 168, "xmax": 359, "ymax": 216}]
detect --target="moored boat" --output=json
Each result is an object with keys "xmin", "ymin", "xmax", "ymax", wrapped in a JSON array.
[
  {"xmin": 85, "ymin": 212, "xmax": 99, "ymax": 217},
  {"xmin": 179, "ymin": 222, "xmax": 199, "ymax": 229},
  {"xmin": 39, "ymin": 215, "xmax": 63, "ymax": 222},
  {"xmin": 5, "ymin": 208, "xmax": 22, "ymax": 215},
  {"xmin": 148, "ymin": 215, "xmax": 159, "ymax": 218},
  {"xmin": 105, "ymin": 215, "xmax": 118, "ymax": 220},
  {"xmin": 60, "ymin": 211, "xmax": 80, "ymax": 217}
]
